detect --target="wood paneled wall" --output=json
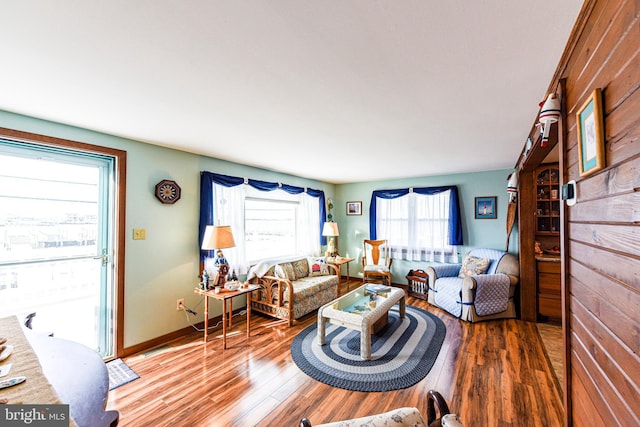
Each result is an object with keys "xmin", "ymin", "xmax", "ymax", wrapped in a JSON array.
[{"xmin": 551, "ymin": 0, "xmax": 640, "ymax": 424}]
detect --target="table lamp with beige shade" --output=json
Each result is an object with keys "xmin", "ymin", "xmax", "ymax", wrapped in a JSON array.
[
  {"xmin": 201, "ymin": 225, "xmax": 235, "ymax": 288},
  {"xmin": 322, "ymin": 222, "xmax": 339, "ymax": 258}
]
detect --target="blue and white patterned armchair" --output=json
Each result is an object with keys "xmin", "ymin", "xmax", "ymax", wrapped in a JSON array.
[{"xmin": 426, "ymin": 248, "xmax": 519, "ymax": 322}]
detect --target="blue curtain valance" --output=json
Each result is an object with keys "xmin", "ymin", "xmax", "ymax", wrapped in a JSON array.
[
  {"xmin": 369, "ymin": 185, "xmax": 463, "ymax": 245},
  {"xmin": 199, "ymin": 171, "xmax": 327, "ymax": 260}
]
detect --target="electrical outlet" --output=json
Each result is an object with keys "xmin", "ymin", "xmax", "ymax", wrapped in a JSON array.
[{"xmin": 176, "ymin": 299, "xmax": 184, "ymax": 311}]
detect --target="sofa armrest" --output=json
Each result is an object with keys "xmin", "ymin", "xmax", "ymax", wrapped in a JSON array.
[
  {"xmin": 461, "ymin": 273, "xmax": 512, "ymax": 314},
  {"xmin": 463, "ymin": 273, "xmax": 518, "ymax": 291},
  {"xmin": 426, "ymin": 263, "xmax": 461, "ymax": 283},
  {"xmin": 257, "ymin": 275, "xmax": 294, "ymax": 308}
]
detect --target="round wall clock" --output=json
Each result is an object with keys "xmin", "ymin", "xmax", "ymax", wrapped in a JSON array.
[{"xmin": 155, "ymin": 179, "xmax": 181, "ymax": 204}]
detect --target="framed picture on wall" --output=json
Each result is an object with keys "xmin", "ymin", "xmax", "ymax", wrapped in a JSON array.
[
  {"xmin": 577, "ymin": 88, "xmax": 605, "ymax": 177},
  {"xmin": 475, "ymin": 196, "xmax": 497, "ymax": 219},
  {"xmin": 346, "ymin": 201, "xmax": 362, "ymax": 216}
]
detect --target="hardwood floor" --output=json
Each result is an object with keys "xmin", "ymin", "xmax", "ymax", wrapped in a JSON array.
[
  {"xmin": 536, "ymin": 323, "xmax": 564, "ymax": 389},
  {"xmin": 107, "ymin": 279, "xmax": 563, "ymax": 426}
]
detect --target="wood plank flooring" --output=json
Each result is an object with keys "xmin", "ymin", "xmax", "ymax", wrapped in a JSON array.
[
  {"xmin": 107, "ymin": 279, "xmax": 564, "ymax": 426},
  {"xmin": 536, "ymin": 323, "xmax": 564, "ymax": 389}
]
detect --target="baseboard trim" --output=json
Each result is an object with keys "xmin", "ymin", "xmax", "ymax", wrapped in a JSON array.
[{"xmin": 120, "ymin": 309, "xmax": 242, "ymax": 357}]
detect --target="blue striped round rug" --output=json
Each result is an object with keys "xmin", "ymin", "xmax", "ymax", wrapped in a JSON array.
[{"xmin": 290, "ymin": 305, "xmax": 446, "ymax": 392}]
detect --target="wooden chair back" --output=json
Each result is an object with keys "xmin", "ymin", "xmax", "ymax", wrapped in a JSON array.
[{"xmin": 363, "ymin": 239, "xmax": 390, "ymax": 267}]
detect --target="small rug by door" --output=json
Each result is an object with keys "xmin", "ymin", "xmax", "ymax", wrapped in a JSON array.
[
  {"xmin": 106, "ymin": 358, "xmax": 139, "ymax": 390},
  {"xmin": 291, "ymin": 305, "xmax": 446, "ymax": 392}
]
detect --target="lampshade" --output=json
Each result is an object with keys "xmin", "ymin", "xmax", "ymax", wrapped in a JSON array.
[
  {"xmin": 322, "ymin": 222, "xmax": 339, "ymax": 237},
  {"xmin": 201, "ymin": 225, "xmax": 236, "ymax": 250}
]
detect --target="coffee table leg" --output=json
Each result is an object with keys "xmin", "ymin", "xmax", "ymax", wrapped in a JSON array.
[
  {"xmin": 317, "ymin": 310, "xmax": 326, "ymax": 345},
  {"xmin": 361, "ymin": 320, "xmax": 372, "ymax": 360},
  {"xmin": 399, "ymin": 295, "xmax": 406, "ymax": 318}
]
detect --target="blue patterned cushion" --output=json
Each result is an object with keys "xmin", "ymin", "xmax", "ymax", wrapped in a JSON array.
[{"xmin": 458, "ymin": 255, "xmax": 490, "ymax": 278}]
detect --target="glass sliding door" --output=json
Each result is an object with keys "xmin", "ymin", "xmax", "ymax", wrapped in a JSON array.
[{"xmin": 0, "ymin": 140, "xmax": 116, "ymax": 357}]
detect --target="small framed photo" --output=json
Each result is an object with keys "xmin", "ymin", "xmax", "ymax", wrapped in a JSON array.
[
  {"xmin": 577, "ymin": 88, "xmax": 605, "ymax": 177},
  {"xmin": 346, "ymin": 201, "xmax": 362, "ymax": 216},
  {"xmin": 475, "ymin": 196, "xmax": 497, "ymax": 219}
]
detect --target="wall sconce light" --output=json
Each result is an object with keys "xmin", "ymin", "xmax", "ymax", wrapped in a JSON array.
[{"xmin": 539, "ymin": 93, "xmax": 561, "ymax": 147}]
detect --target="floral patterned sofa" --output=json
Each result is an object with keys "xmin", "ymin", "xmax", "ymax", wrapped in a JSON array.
[
  {"xmin": 248, "ymin": 257, "xmax": 339, "ymax": 326},
  {"xmin": 300, "ymin": 407, "xmax": 428, "ymax": 427},
  {"xmin": 299, "ymin": 389, "xmax": 462, "ymax": 426}
]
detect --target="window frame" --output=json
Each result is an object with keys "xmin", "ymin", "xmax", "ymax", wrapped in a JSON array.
[
  {"xmin": 243, "ymin": 196, "xmax": 300, "ymax": 264},
  {"xmin": 370, "ymin": 186, "xmax": 462, "ymax": 263}
]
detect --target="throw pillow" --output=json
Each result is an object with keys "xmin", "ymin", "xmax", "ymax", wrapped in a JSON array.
[
  {"xmin": 308, "ymin": 257, "xmax": 330, "ymax": 276},
  {"xmin": 291, "ymin": 259, "xmax": 309, "ymax": 280},
  {"xmin": 274, "ymin": 265, "xmax": 287, "ymax": 279},
  {"xmin": 279, "ymin": 262, "xmax": 296, "ymax": 281},
  {"xmin": 458, "ymin": 254, "xmax": 491, "ymax": 278}
]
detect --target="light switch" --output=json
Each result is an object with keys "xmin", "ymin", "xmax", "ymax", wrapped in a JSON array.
[{"xmin": 133, "ymin": 228, "xmax": 146, "ymax": 240}]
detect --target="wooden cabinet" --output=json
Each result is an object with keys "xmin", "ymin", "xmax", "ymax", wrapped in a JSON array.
[
  {"xmin": 537, "ymin": 258, "xmax": 561, "ymax": 323},
  {"xmin": 535, "ymin": 165, "xmax": 560, "ymax": 235},
  {"xmin": 535, "ymin": 164, "xmax": 561, "ymax": 323}
]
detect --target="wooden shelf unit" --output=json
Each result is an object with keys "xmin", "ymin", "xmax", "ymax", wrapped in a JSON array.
[{"xmin": 535, "ymin": 165, "xmax": 560, "ymax": 235}]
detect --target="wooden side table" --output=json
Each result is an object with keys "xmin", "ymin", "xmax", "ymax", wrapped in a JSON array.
[
  {"xmin": 194, "ymin": 284, "xmax": 260, "ymax": 349},
  {"xmin": 328, "ymin": 257, "xmax": 355, "ymax": 286}
]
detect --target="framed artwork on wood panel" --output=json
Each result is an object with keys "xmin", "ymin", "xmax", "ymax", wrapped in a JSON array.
[{"xmin": 576, "ymin": 88, "xmax": 605, "ymax": 177}]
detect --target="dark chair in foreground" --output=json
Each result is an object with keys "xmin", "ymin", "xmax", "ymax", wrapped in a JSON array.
[{"xmin": 300, "ymin": 390, "xmax": 462, "ymax": 427}]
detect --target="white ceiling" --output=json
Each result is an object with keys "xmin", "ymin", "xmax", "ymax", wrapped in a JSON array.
[{"xmin": 0, "ymin": 1, "xmax": 583, "ymax": 184}]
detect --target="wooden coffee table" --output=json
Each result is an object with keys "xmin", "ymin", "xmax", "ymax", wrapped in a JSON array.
[{"xmin": 317, "ymin": 284, "xmax": 405, "ymax": 360}]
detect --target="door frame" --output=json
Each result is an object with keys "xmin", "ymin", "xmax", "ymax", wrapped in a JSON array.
[{"xmin": 0, "ymin": 127, "xmax": 127, "ymax": 358}]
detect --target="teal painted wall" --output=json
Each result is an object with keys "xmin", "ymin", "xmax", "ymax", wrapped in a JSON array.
[
  {"xmin": 0, "ymin": 110, "xmax": 335, "ymax": 348},
  {"xmin": 332, "ymin": 170, "xmax": 519, "ymax": 284},
  {"xmin": 1, "ymin": 110, "xmax": 517, "ymax": 348}
]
